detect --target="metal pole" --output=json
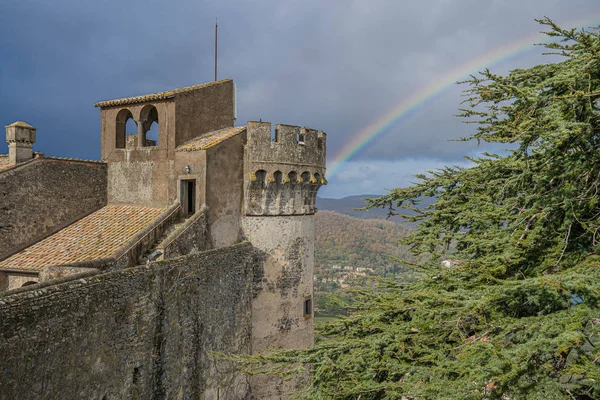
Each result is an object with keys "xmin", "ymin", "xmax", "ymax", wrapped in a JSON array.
[{"xmin": 215, "ymin": 19, "xmax": 218, "ymax": 81}]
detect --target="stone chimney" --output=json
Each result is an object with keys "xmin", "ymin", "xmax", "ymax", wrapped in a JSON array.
[{"xmin": 6, "ymin": 121, "xmax": 36, "ymax": 165}]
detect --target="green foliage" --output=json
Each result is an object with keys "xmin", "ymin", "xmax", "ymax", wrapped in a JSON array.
[
  {"xmin": 368, "ymin": 19, "xmax": 600, "ymax": 276},
  {"xmin": 234, "ymin": 19, "xmax": 600, "ymax": 399}
]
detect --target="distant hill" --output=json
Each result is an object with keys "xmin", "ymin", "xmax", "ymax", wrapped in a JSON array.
[
  {"xmin": 316, "ymin": 194, "xmax": 393, "ymax": 220},
  {"xmin": 316, "ymin": 194, "xmax": 434, "ymax": 224},
  {"xmin": 315, "ymin": 210, "xmax": 417, "ymax": 272}
]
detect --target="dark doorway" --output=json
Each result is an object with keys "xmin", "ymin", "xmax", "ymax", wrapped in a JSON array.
[{"xmin": 180, "ymin": 179, "xmax": 196, "ymax": 217}]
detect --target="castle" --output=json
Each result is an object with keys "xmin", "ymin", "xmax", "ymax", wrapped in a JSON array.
[{"xmin": 0, "ymin": 79, "xmax": 326, "ymax": 399}]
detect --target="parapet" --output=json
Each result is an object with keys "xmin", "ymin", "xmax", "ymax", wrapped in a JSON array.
[{"xmin": 246, "ymin": 121, "xmax": 326, "ymax": 169}]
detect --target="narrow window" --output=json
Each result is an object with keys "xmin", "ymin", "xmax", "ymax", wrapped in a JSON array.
[{"xmin": 304, "ymin": 297, "xmax": 312, "ymax": 319}]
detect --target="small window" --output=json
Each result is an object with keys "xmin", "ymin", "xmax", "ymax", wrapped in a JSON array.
[
  {"xmin": 304, "ymin": 297, "xmax": 312, "ymax": 319},
  {"xmin": 297, "ymin": 133, "xmax": 305, "ymax": 145}
]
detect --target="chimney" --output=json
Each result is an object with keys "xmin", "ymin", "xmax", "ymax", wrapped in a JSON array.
[{"xmin": 6, "ymin": 121, "xmax": 36, "ymax": 165}]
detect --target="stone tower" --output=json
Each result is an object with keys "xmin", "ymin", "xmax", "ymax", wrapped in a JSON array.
[{"xmin": 242, "ymin": 121, "xmax": 326, "ymax": 397}]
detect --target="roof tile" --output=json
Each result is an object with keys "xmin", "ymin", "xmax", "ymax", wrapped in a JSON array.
[{"xmin": 0, "ymin": 205, "xmax": 165, "ymax": 271}]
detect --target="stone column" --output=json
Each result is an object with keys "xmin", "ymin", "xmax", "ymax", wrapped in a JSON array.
[
  {"xmin": 6, "ymin": 121, "xmax": 36, "ymax": 165},
  {"xmin": 137, "ymin": 120, "xmax": 145, "ymax": 147}
]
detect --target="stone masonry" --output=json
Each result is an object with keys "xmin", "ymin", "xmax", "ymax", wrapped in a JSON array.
[{"xmin": 0, "ymin": 78, "xmax": 327, "ymax": 399}]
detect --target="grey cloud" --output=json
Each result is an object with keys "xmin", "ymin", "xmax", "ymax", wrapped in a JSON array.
[{"xmin": 0, "ymin": 0, "xmax": 598, "ymax": 196}]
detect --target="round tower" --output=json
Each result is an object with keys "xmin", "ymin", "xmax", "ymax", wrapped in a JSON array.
[{"xmin": 242, "ymin": 121, "xmax": 326, "ymax": 396}]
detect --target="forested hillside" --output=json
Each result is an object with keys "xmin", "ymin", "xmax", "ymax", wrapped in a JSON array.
[{"xmin": 315, "ymin": 210, "xmax": 414, "ymax": 272}]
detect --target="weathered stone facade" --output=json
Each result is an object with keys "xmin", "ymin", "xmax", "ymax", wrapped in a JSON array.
[
  {"xmin": 0, "ymin": 78, "xmax": 327, "ymax": 399},
  {"xmin": 0, "ymin": 158, "xmax": 107, "ymax": 261},
  {"xmin": 0, "ymin": 243, "xmax": 261, "ymax": 400}
]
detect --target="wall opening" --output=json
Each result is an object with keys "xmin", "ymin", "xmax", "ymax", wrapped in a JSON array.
[
  {"xmin": 21, "ymin": 281, "xmax": 37, "ymax": 287},
  {"xmin": 115, "ymin": 109, "xmax": 135, "ymax": 149},
  {"xmin": 146, "ymin": 121, "xmax": 158, "ymax": 146},
  {"xmin": 255, "ymin": 170, "xmax": 267, "ymax": 188},
  {"xmin": 297, "ymin": 132, "xmax": 305, "ymax": 145},
  {"xmin": 271, "ymin": 126, "xmax": 278, "ymax": 142},
  {"xmin": 304, "ymin": 297, "xmax": 312, "ymax": 320},
  {"xmin": 288, "ymin": 171, "xmax": 297, "ymax": 184},
  {"xmin": 180, "ymin": 179, "xmax": 196, "ymax": 217},
  {"xmin": 125, "ymin": 119, "xmax": 138, "ymax": 135},
  {"xmin": 140, "ymin": 105, "xmax": 159, "ymax": 147}
]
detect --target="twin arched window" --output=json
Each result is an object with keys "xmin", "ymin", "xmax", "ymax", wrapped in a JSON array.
[{"xmin": 115, "ymin": 105, "xmax": 159, "ymax": 149}]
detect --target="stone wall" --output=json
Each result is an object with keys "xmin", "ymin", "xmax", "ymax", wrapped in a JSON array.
[
  {"xmin": 174, "ymin": 80, "xmax": 235, "ymax": 146},
  {"xmin": 0, "ymin": 243, "xmax": 262, "ymax": 400},
  {"xmin": 158, "ymin": 209, "xmax": 208, "ymax": 259},
  {"xmin": 206, "ymin": 132, "xmax": 245, "ymax": 248},
  {"xmin": 243, "ymin": 215, "xmax": 315, "ymax": 399},
  {"xmin": 0, "ymin": 158, "xmax": 107, "ymax": 260}
]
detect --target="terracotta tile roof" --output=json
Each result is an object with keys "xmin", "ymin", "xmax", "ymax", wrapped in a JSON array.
[
  {"xmin": 42, "ymin": 155, "xmax": 104, "ymax": 164},
  {"xmin": 176, "ymin": 126, "xmax": 246, "ymax": 152},
  {"xmin": 94, "ymin": 79, "xmax": 233, "ymax": 108},
  {"xmin": 0, "ymin": 205, "xmax": 165, "ymax": 271}
]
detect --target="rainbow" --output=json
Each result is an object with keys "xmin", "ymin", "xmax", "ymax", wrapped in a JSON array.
[{"xmin": 327, "ymin": 17, "xmax": 600, "ymax": 178}]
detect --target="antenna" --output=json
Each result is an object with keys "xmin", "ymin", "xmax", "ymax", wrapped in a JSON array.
[{"xmin": 214, "ymin": 18, "xmax": 218, "ymax": 81}]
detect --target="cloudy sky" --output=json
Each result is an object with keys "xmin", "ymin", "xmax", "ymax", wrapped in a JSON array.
[{"xmin": 1, "ymin": 0, "xmax": 598, "ymax": 198}]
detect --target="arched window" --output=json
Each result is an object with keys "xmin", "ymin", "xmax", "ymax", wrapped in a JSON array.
[
  {"xmin": 140, "ymin": 105, "xmax": 159, "ymax": 147},
  {"xmin": 301, "ymin": 171, "xmax": 311, "ymax": 183},
  {"xmin": 273, "ymin": 170, "xmax": 283, "ymax": 184},
  {"xmin": 254, "ymin": 170, "xmax": 267, "ymax": 188},
  {"xmin": 115, "ymin": 109, "xmax": 135, "ymax": 149},
  {"xmin": 288, "ymin": 171, "xmax": 297, "ymax": 184}
]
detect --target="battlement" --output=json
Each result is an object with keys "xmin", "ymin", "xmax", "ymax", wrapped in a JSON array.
[
  {"xmin": 246, "ymin": 121, "xmax": 326, "ymax": 168},
  {"xmin": 244, "ymin": 121, "xmax": 326, "ymax": 216}
]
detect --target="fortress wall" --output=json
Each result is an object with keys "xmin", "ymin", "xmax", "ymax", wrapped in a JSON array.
[
  {"xmin": 0, "ymin": 158, "xmax": 107, "ymax": 260},
  {"xmin": 0, "ymin": 243, "xmax": 262, "ymax": 400},
  {"xmin": 243, "ymin": 215, "xmax": 315, "ymax": 399}
]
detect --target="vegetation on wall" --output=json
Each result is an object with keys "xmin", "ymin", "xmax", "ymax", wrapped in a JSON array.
[{"xmin": 239, "ymin": 19, "xmax": 600, "ymax": 399}]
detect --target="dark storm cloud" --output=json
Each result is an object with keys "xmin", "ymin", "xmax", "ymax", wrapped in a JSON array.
[{"xmin": 0, "ymin": 0, "xmax": 598, "ymax": 196}]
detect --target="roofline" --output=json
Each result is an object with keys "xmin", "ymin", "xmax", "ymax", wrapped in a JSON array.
[
  {"xmin": 0, "ymin": 268, "xmax": 39, "ymax": 274},
  {"xmin": 94, "ymin": 78, "xmax": 233, "ymax": 108}
]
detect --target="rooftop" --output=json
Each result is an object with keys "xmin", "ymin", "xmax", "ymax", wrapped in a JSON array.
[
  {"xmin": 0, "ymin": 205, "xmax": 165, "ymax": 271},
  {"xmin": 5, "ymin": 121, "xmax": 35, "ymax": 129},
  {"xmin": 94, "ymin": 79, "xmax": 232, "ymax": 108},
  {"xmin": 176, "ymin": 126, "xmax": 246, "ymax": 152}
]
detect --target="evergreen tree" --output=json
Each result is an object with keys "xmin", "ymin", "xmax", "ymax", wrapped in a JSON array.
[{"xmin": 236, "ymin": 19, "xmax": 600, "ymax": 399}]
